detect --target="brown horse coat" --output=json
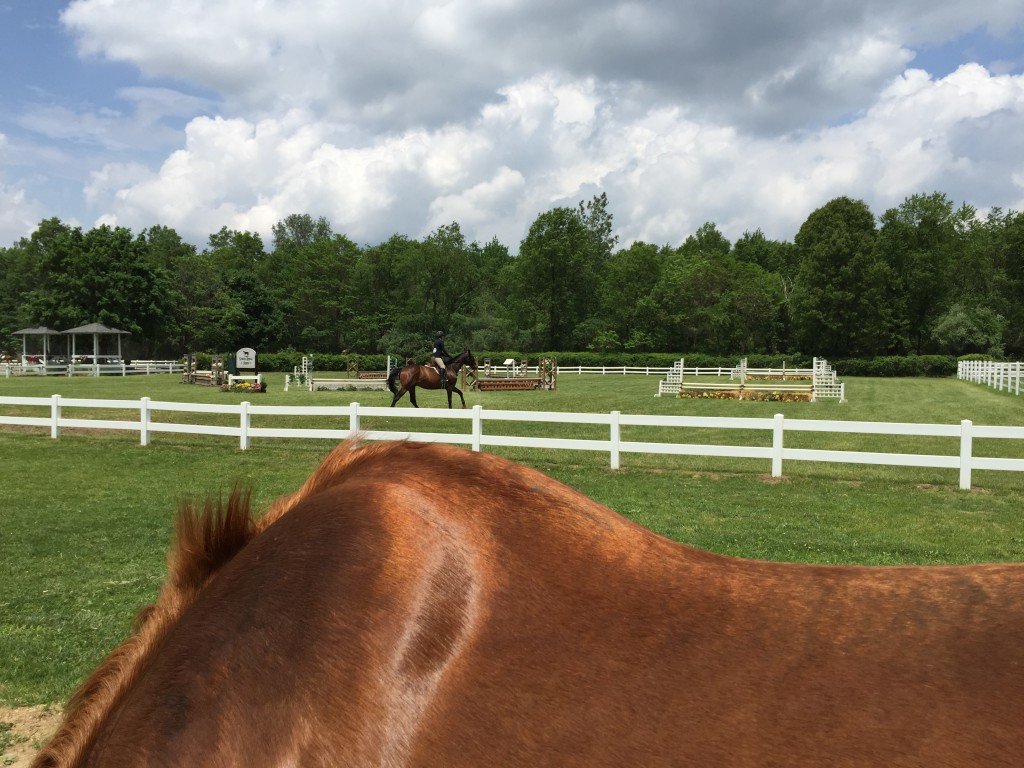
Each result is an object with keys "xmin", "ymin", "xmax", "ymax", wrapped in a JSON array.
[{"xmin": 36, "ymin": 442, "xmax": 1024, "ymax": 767}]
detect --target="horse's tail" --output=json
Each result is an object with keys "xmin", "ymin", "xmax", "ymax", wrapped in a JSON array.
[{"xmin": 387, "ymin": 366, "xmax": 401, "ymax": 394}]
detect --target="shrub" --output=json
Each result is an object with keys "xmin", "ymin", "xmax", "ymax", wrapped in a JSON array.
[{"xmin": 832, "ymin": 355, "xmax": 957, "ymax": 377}]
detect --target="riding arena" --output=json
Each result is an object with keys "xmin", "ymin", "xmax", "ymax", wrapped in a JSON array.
[{"xmin": 3, "ymin": 357, "xmax": 1024, "ymax": 767}]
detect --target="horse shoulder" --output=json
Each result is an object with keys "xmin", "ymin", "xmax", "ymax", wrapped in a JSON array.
[{"xmin": 74, "ymin": 465, "xmax": 486, "ymax": 766}]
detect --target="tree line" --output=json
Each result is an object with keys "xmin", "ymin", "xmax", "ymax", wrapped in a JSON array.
[{"xmin": 2, "ymin": 192, "xmax": 1022, "ymax": 361}]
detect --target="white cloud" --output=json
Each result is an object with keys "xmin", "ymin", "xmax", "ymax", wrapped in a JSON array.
[
  {"xmin": 61, "ymin": 0, "xmax": 1024, "ymax": 135},
  {"xmin": 17, "ymin": 85, "xmax": 214, "ymax": 153},
  {"xmin": 0, "ymin": 135, "xmax": 44, "ymax": 244},
  {"xmin": 82, "ymin": 65, "xmax": 1024, "ymax": 249},
  {"xmin": 17, "ymin": 0, "xmax": 1014, "ymax": 250}
]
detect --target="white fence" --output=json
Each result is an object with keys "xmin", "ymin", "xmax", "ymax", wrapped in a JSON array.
[
  {"xmin": 485, "ymin": 364, "xmax": 673, "ymax": 376},
  {"xmin": 2, "ymin": 395, "xmax": 1021, "ymax": 490},
  {"xmin": 958, "ymin": 360, "xmax": 1022, "ymax": 395},
  {"xmin": 2, "ymin": 360, "xmax": 183, "ymax": 377}
]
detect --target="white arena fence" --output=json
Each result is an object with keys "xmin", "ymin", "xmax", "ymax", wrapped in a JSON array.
[
  {"xmin": 486, "ymin": 364, "xmax": 674, "ymax": 376},
  {"xmin": 1, "ymin": 360, "xmax": 183, "ymax": 377},
  {"xmin": 2, "ymin": 395, "xmax": 1022, "ymax": 491},
  {"xmin": 958, "ymin": 360, "xmax": 1022, "ymax": 396}
]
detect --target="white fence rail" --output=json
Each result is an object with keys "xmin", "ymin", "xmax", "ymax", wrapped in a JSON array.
[
  {"xmin": 2, "ymin": 396, "xmax": 1021, "ymax": 490},
  {"xmin": 2, "ymin": 360, "xmax": 183, "ymax": 377},
  {"xmin": 958, "ymin": 360, "xmax": 1022, "ymax": 395},
  {"xmin": 484, "ymin": 364, "xmax": 673, "ymax": 376}
]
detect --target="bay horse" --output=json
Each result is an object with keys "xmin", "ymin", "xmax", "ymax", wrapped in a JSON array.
[
  {"xmin": 36, "ymin": 441, "xmax": 1024, "ymax": 768},
  {"xmin": 386, "ymin": 349, "xmax": 476, "ymax": 408}
]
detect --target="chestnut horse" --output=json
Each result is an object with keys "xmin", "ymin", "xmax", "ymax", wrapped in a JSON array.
[
  {"xmin": 387, "ymin": 349, "xmax": 476, "ymax": 408},
  {"xmin": 36, "ymin": 441, "xmax": 1024, "ymax": 768}
]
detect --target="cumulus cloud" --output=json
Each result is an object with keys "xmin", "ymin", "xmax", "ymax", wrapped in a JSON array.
[
  {"xmin": 0, "ymin": 135, "xmax": 44, "ymax": 245},
  {"xmin": 17, "ymin": 86, "xmax": 214, "ymax": 152},
  {"xmin": 85, "ymin": 65, "xmax": 1024, "ymax": 248},
  {"xmin": 61, "ymin": 0, "xmax": 1024, "ymax": 134},
  {"xmin": 5, "ymin": 0, "xmax": 1008, "ymax": 249}
]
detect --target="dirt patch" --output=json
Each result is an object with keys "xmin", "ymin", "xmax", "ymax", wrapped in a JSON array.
[
  {"xmin": 757, "ymin": 473, "xmax": 790, "ymax": 485},
  {"xmin": 689, "ymin": 471, "xmax": 726, "ymax": 481},
  {"xmin": 0, "ymin": 705, "xmax": 62, "ymax": 767}
]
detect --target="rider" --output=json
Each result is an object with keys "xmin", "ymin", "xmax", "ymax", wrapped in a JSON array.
[{"xmin": 432, "ymin": 331, "xmax": 452, "ymax": 387}]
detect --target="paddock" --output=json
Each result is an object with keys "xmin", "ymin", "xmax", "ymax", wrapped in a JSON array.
[{"xmin": 3, "ymin": 372, "xmax": 1024, "ymax": 766}]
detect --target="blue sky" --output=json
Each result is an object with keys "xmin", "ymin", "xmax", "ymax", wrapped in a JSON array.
[{"xmin": 1, "ymin": 1, "xmax": 1023, "ymax": 249}]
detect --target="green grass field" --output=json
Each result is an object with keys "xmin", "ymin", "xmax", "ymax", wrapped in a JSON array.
[{"xmin": 2, "ymin": 372, "xmax": 1024, "ymax": 706}]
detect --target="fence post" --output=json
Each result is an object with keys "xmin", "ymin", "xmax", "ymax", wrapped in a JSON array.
[
  {"xmin": 610, "ymin": 410, "xmax": 621, "ymax": 470},
  {"xmin": 959, "ymin": 419, "xmax": 973, "ymax": 490},
  {"xmin": 772, "ymin": 413, "xmax": 784, "ymax": 478},
  {"xmin": 140, "ymin": 396, "xmax": 150, "ymax": 446},
  {"xmin": 349, "ymin": 401, "xmax": 360, "ymax": 435},
  {"xmin": 50, "ymin": 394, "xmax": 61, "ymax": 439},
  {"xmin": 239, "ymin": 401, "xmax": 250, "ymax": 450},
  {"xmin": 472, "ymin": 404, "xmax": 483, "ymax": 451}
]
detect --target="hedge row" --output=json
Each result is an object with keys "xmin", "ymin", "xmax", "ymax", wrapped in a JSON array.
[
  {"xmin": 184, "ymin": 351, "xmax": 968, "ymax": 377},
  {"xmin": 831, "ymin": 355, "xmax": 958, "ymax": 377}
]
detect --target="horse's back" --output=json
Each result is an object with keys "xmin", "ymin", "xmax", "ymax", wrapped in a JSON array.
[{"xmin": 50, "ymin": 442, "xmax": 1024, "ymax": 767}]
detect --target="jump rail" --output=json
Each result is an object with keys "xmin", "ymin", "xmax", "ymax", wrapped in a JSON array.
[{"xmin": 2, "ymin": 396, "xmax": 1022, "ymax": 490}]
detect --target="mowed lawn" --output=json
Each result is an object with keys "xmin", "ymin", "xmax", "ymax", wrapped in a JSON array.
[{"xmin": 2, "ymin": 372, "xmax": 1024, "ymax": 706}]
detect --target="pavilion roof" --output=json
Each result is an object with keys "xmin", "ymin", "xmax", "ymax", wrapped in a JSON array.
[
  {"xmin": 12, "ymin": 326, "xmax": 62, "ymax": 336},
  {"xmin": 61, "ymin": 323, "xmax": 131, "ymax": 335}
]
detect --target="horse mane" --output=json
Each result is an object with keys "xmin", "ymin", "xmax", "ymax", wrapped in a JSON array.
[{"xmin": 36, "ymin": 440, "xmax": 418, "ymax": 768}]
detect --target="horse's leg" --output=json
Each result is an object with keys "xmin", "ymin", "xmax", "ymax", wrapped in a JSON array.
[
  {"xmin": 452, "ymin": 386, "xmax": 466, "ymax": 408},
  {"xmin": 390, "ymin": 381, "xmax": 408, "ymax": 407},
  {"xmin": 447, "ymin": 387, "xmax": 453, "ymax": 409},
  {"xmin": 409, "ymin": 386, "xmax": 419, "ymax": 408}
]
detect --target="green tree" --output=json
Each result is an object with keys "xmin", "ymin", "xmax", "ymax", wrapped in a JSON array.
[
  {"xmin": 20, "ymin": 221, "xmax": 176, "ymax": 355},
  {"xmin": 732, "ymin": 230, "xmax": 799, "ymax": 349},
  {"xmin": 599, "ymin": 241, "xmax": 667, "ymax": 349},
  {"xmin": 271, "ymin": 213, "xmax": 332, "ymax": 250},
  {"xmin": 201, "ymin": 228, "xmax": 285, "ymax": 350},
  {"xmin": 512, "ymin": 206, "xmax": 598, "ymax": 350},
  {"xmin": 0, "ymin": 236, "xmax": 43, "ymax": 354},
  {"xmin": 577, "ymin": 192, "xmax": 618, "ymax": 264},
  {"xmin": 791, "ymin": 197, "xmax": 898, "ymax": 357},
  {"xmin": 876, "ymin": 193, "xmax": 961, "ymax": 352},
  {"xmin": 653, "ymin": 248, "xmax": 782, "ymax": 353},
  {"xmin": 930, "ymin": 304, "xmax": 1005, "ymax": 356},
  {"xmin": 993, "ymin": 209, "xmax": 1024, "ymax": 354},
  {"xmin": 263, "ymin": 214, "xmax": 360, "ymax": 351}
]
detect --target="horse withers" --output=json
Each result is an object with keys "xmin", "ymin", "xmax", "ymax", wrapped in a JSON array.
[
  {"xmin": 35, "ymin": 441, "xmax": 1024, "ymax": 767},
  {"xmin": 386, "ymin": 349, "xmax": 476, "ymax": 408}
]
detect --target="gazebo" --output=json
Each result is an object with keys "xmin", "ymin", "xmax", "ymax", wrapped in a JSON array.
[
  {"xmin": 63, "ymin": 323, "xmax": 131, "ymax": 367},
  {"xmin": 12, "ymin": 326, "xmax": 63, "ymax": 365}
]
